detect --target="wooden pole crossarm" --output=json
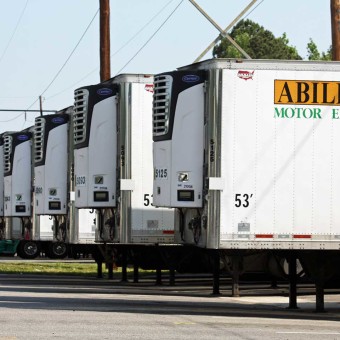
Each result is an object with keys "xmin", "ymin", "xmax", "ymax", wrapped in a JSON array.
[{"xmin": 189, "ymin": 0, "xmax": 259, "ymax": 62}]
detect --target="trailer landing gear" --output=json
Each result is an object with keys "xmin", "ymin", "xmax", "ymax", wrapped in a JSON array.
[
  {"xmin": 288, "ymin": 254, "xmax": 298, "ymax": 309},
  {"xmin": 169, "ymin": 268, "xmax": 176, "ymax": 286},
  {"xmin": 97, "ymin": 261, "xmax": 103, "ymax": 279},
  {"xmin": 121, "ymin": 247, "xmax": 128, "ymax": 283},
  {"xmin": 212, "ymin": 250, "xmax": 220, "ymax": 296}
]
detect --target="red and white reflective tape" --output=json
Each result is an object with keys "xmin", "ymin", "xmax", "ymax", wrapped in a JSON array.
[
  {"xmin": 253, "ymin": 234, "xmax": 312, "ymax": 239},
  {"xmin": 293, "ymin": 234, "xmax": 312, "ymax": 239},
  {"xmin": 162, "ymin": 230, "xmax": 174, "ymax": 235},
  {"xmin": 255, "ymin": 234, "xmax": 274, "ymax": 238}
]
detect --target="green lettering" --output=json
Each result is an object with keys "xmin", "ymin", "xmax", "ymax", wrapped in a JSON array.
[
  {"xmin": 313, "ymin": 108, "xmax": 322, "ymax": 119},
  {"xmin": 274, "ymin": 107, "xmax": 323, "ymax": 119},
  {"xmin": 274, "ymin": 107, "xmax": 285, "ymax": 118},
  {"xmin": 303, "ymin": 108, "xmax": 313, "ymax": 119},
  {"xmin": 332, "ymin": 108, "xmax": 340, "ymax": 119},
  {"xmin": 284, "ymin": 108, "xmax": 295, "ymax": 118},
  {"xmin": 296, "ymin": 107, "xmax": 303, "ymax": 118}
]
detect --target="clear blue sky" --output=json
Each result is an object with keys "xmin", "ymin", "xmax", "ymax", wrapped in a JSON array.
[{"xmin": 0, "ymin": 0, "xmax": 332, "ymax": 133}]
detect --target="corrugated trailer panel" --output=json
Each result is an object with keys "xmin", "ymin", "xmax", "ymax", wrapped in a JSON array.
[
  {"xmin": 151, "ymin": 59, "xmax": 340, "ymax": 250},
  {"xmin": 0, "ymin": 141, "xmax": 3, "ymax": 218},
  {"xmin": 219, "ymin": 66, "xmax": 340, "ymax": 247},
  {"xmin": 128, "ymin": 81, "xmax": 175, "ymax": 243}
]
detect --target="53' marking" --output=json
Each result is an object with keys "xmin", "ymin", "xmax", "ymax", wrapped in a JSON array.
[
  {"xmin": 235, "ymin": 193, "xmax": 253, "ymax": 208},
  {"xmin": 144, "ymin": 194, "xmax": 153, "ymax": 206}
]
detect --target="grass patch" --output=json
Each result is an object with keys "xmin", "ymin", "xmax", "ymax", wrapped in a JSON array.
[
  {"xmin": 0, "ymin": 261, "xmax": 158, "ymax": 278},
  {"xmin": 0, "ymin": 262, "xmax": 99, "ymax": 276}
]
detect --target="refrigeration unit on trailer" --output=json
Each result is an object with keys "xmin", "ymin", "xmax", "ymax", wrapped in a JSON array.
[
  {"xmin": 69, "ymin": 107, "xmax": 97, "ymax": 251},
  {"xmin": 0, "ymin": 136, "xmax": 4, "ymax": 239},
  {"xmin": 73, "ymin": 74, "xmax": 175, "ymax": 245},
  {"xmin": 2, "ymin": 129, "xmax": 40, "ymax": 257},
  {"xmin": 3, "ymin": 130, "xmax": 32, "ymax": 238},
  {"xmin": 153, "ymin": 58, "xmax": 340, "ymax": 277},
  {"xmin": 33, "ymin": 109, "xmax": 71, "ymax": 258},
  {"xmin": 73, "ymin": 81, "xmax": 117, "ymax": 242}
]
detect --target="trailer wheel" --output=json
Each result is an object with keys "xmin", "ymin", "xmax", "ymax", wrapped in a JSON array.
[
  {"xmin": 18, "ymin": 241, "xmax": 40, "ymax": 259},
  {"xmin": 48, "ymin": 242, "xmax": 67, "ymax": 259}
]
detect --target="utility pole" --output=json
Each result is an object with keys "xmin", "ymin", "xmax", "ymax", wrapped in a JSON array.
[
  {"xmin": 100, "ymin": 0, "xmax": 111, "ymax": 81},
  {"xmin": 39, "ymin": 96, "xmax": 43, "ymax": 116},
  {"xmin": 331, "ymin": 0, "xmax": 340, "ymax": 60}
]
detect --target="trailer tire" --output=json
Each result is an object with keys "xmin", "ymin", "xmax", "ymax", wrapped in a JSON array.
[
  {"xmin": 17, "ymin": 241, "xmax": 40, "ymax": 259},
  {"xmin": 47, "ymin": 242, "xmax": 68, "ymax": 259}
]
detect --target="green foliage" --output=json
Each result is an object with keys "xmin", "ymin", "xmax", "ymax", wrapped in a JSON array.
[
  {"xmin": 307, "ymin": 38, "xmax": 332, "ymax": 60},
  {"xmin": 213, "ymin": 19, "xmax": 302, "ymax": 60}
]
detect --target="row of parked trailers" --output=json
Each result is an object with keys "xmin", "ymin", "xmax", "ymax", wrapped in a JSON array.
[
  {"xmin": 1, "ymin": 59, "xmax": 340, "ymax": 302},
  {"xmin": 0, "ymin": 74, "xmax": 178, "ymax": 266}
]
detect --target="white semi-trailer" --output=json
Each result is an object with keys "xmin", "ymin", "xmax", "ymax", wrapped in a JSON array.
[
  {"xmin": 2, "ymin": 129, "xmax": 43, "ymax": 257},
  {"xmin": 73, "ymin": 74, "xmax": 175, "ymax": 246},
  {"xmin": 73, "ymin": 80, "xmax": 117, "ymax": 242},
  {"xmin": 73, "ymin": 74, "xmax": 176, "ymax": 275},
  {"xmin": 3, "ymin": 130, "xmax": 32, "ymax": 221},
  {"xmin": 33, "ymin": 110, "xmax": 70, "ymax": 258},
  {"xmin": 33, "ymin": 108, "xmax": 98, "ymax": 259},
  {"xmin": 152, "ymin": 59, "xmax": 340, "ymax": 296},
  {"xmin": 113, "ymin": 74, "xmax": 175, "ymax": 244},
  {"xmin": 0, "ymin": 136, "xmax": 4, "ymax": 239}
]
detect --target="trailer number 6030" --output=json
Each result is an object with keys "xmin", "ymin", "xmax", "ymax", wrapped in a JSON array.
[{"xmin": 235, "ymin": 193, "xmax": 253, "ymax": 208}]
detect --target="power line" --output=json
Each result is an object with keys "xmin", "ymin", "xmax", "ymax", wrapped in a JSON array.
[
  {"xmin": 111, "ymin": 0, "xmax": 177, "ymax": 59},
  {"xmin": 0, "ymin": 109, "xmax": 57, "ymax": 123},
  {"xmin": 45, "ymin": 69, "xmax": 98, "ymax": 101},
  {"xmin": 0, "ymin": 113, "xmax": 24, "ymax": 123},
  {"xmin": 47, "ymin": 0, "xmax": 261, "ymax": 100},
  {"xmin": 26, "ymin": 8, "xmax": 100, "ymax": 111},
  {"xmin": 243, "ymin": 0, "xmax": 264, "ymax": 19},
  {"xmin": 46, "ymin": 0, "xmax": 177, "ymax": 101},
  {"xmin": 0, "ymin": 0, "xmax": 29, "ymax": 66},
  {"xmin": 115, "ymin": 0, "xmax": 184, "ymax": 75},
  {"xmin": 0, "ymin": 109, "xmax": 57, "ymax": 113}
]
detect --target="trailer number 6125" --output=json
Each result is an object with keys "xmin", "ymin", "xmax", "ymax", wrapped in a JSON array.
[{"xmin": 235, "ymin": 193, "xmax": 253, "ymax": 208}]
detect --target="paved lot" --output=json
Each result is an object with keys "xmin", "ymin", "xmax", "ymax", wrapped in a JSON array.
[{"xmin": 0, "ymin": 273, "xmax": 339, "ymax": 339}]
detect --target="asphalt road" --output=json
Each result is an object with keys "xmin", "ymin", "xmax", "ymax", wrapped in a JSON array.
[{"xmin": 0, "ymin": 273, "xmax": 339, "ymax": 339}]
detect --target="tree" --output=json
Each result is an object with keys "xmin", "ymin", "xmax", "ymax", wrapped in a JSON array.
[
  {"xmin": 213, "ymin": 19, "xmax": 302, "ymax": 60},
  {"xmin": 307, "ymin": 39, "xmax": 332, "ymax": 60}
]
